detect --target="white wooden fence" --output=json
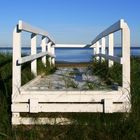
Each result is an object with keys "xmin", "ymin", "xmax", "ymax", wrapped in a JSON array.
[
  {"xmin": 12, "ymin": 20, "xmax": 55, "ymax": 104},
  {"xmin": 92, "ymin": 19, "xmax": 130, "ymax": 91},
  {"xmin": 11, "ymin": 19, "xmax": 131, "ymax": 125}
]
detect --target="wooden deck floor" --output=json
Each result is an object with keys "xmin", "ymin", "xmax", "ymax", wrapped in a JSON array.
[{"xmin": 21, "ymin": 67, "xmax": 111, "ymax": 92}]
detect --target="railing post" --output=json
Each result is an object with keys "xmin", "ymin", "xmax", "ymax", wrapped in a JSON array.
[
  {"xmin": 122, "ymin": 23, "xmax": 130, "ymax": 91},
  {"xmin": 51, "ymin": 44, "xmax": 55, "ymax": 66},
  {"xmin": 108, "ymin": 33, "xmax": 114, "ymax": 67},
  {"xmin": 101, "ymin": 37, "xmax": 106, "ymax": 61},
  {"xmin": 41, "ymin": 36, "xmax": 47, "ymax": 67},
  {"xmin": 96, "ymin": 41, "xmax": 100, "ymax": 61},
  {"xmin": 12, "ymin": 25, "xmax": 21, "ymax": 101},
  {"xmin": 31, "ymin": 33, "xmax": 37, "ymax": 76},
  {"xmin": 47, "ymin": 41, "xmax": 52, "ymax": 66}
]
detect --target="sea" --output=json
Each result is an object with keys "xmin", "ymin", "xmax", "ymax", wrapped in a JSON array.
[{"xmin": 0, "ymin": 47, "xmax": 140, "ymax": 62}]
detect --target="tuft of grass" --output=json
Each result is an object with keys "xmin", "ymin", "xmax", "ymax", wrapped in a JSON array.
[
  {"xmin": 37, "ymin": 57, "xmax": 57, "ymax": 76},
  {"xmin": 90, "ymin": 58, "xmax": 122, "ymax": 86}
]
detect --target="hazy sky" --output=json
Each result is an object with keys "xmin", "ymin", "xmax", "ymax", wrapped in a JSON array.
[{"xmin": 0, "ymin": 0, "xmax": 140, "ymax": 47}]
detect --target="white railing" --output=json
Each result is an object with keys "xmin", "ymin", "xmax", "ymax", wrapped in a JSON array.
[
  {"xmin": 91, "ymin": 19, "xmax": 130, "ymax": 92},
  {"xmin": 12, "ymin": 20, "xmax": 55, "ymax": 101},
  {"xmin": 11, "ymin": 19, "xmax": 131, "ymax": 125}
]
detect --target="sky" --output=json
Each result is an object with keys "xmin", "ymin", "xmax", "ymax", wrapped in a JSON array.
[{"xmin": 0, "ymin": 0, "xmax": 140, "ymax": 47}]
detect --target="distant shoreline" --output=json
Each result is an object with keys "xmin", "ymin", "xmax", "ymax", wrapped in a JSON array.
[{"xmin": 56, "ymin": 61, "xmax": 92, "ymax": 67}]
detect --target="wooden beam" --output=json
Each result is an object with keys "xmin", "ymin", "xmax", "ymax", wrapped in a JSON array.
[
  {"xmin": 41, "ymin": 36, "xmax": 47, "ymax": 67},
  {"xmin": 12, "ymin": 116, "xmax": 71, "ymax": 125},
  {"xmin": 31, "ymin": 33, "xmax": 37, "ymax": 76},
  {"xmin": 108, "ymin": 33, "xmax": 114, "ymax": 67},
  {"xmin": 18, "ymin": 52, "xmax": 55, "ymax": 65},
  {"xmin": 55, "ymin": 44, "xmax": 87, "ymax": 48},
  {"xmin": 18, "ymin": 20, "xmax": 54, "ymax": 44},
  {"xmin": 92, "ymin": 19, "xmax": 125, "ymax": 44},
  {"xmin": 122, "ymin": 22, "xmax": 130, "ymax": 91},
  {"xmin": 101, "ymin": 37, "xmax": 106, "ymax": 61},
  {"xmin": 12, "ymin": 103, "xmax": 128, "ymax": 113},
  {"xmin": 14, "ymin": 90, "xmax": 128, "ymax": 103},
  {"xmin": 12, "ymin": 25, "xmax": 22, "ymax": 102}
]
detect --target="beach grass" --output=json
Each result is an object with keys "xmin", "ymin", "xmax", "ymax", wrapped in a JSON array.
[{"xmin": 0, "ymin": 53, "xmax": 140, "ymax": 140}]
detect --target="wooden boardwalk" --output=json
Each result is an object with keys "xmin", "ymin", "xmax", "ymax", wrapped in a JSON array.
[
  {"xmin": 21, "ymin": 67, "xmax": 110, "ymax": 92},
  {"xmin": 11, "ymin": 19, "xmax": 131, "ymax": 125}
]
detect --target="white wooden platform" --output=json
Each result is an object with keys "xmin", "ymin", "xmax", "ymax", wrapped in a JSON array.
[
  {"xmin": 11, "ymin": 19, "xmax": 131, "ymax": 125},
  {"xmin": 12, "ymin": 67, "xmax": 130, "ymax": 125},
  {"xmin": 20, "ymin": 67, "xmax": 110, "ymax": 91}
]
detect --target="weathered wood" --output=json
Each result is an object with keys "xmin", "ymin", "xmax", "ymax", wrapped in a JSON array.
[
  {"xmin": 14, "ymin": 89, "xmax": 129, "ymax": 103},
  {"xmin": 12, "ymin": 116, "xmax": 71, "ymax": 125}
]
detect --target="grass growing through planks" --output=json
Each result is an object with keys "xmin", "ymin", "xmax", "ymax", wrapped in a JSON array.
[
  {"xmin": 0, "ymin": 53, "xmax": 140, "ymax": 139},
  {"xmin": 90, "ymin": 58, "xmax": 122, "ymax": 86}
]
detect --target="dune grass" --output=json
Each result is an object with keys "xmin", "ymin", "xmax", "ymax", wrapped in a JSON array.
[{"xmin": 0, "ymin": 53, "xmax": 140, "ymax": 140}]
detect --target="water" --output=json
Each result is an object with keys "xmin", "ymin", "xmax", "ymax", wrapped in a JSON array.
[{"xmin": 0, "ymin": 47, "xmax": 140, "ymax": 62}]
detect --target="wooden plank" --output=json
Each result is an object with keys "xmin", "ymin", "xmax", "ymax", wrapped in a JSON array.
[
  {"xmin": 12, "ymin": 101, "xmax": 130, "ymax": 126},
  {"xmin": 92, "ymin": 19, "xmax": 125, "ymax": 44},
  {"xmin": 12, "ymin": 103, "xmax": 129, "ymax": 113},
  {"xmin": 18, "ymin": 52, "xmax": 55, "ymax": 65},
  {"xmin": 55, "ymin": 44, "xmax": 87, "ymax": 48},
  {"xmin": 14, "ymin": 90, "xmax": 129, "ymax": 103},
  {"xmin": 18, "ymin": 20, "xmax": 54, "ymax": 43},
  {"xmin": 20, "ymin": 75, "xmax": 42, "ymax": 90},
  {"xmin": 12, "ymin": 103, "xmax": 103, "ymax": 112},
  {"xmin": 94, "ymin": 53, "xmax": 122, "ymax": 64},
  {"xmin": 12, "ymin": 116, "xmax": 71, "ymax": 125}
]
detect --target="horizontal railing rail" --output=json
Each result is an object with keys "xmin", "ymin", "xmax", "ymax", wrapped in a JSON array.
[
  {"xmin": 18, "ymin": 20, "xmax": 54, "ymax": 44},
  {"xmin": 92, "ymin": 19, "xmax": 125, "ymax": 44},
  {"xmin": 18, "ymin": 52, "xmax": 56, "ymax": 65},
  {"xmin": 55, "ymin": 44, "xmax": 87, "ymax": 48}
]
